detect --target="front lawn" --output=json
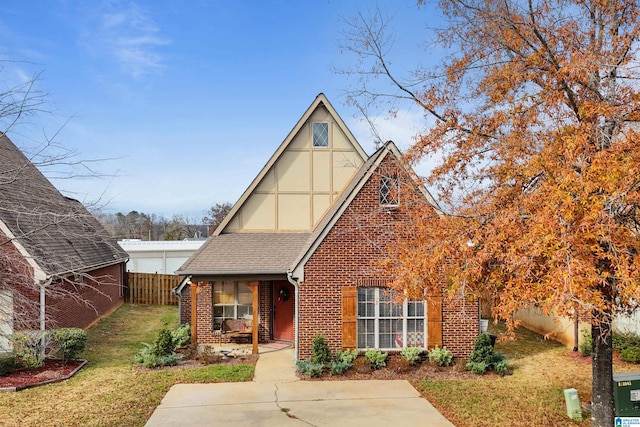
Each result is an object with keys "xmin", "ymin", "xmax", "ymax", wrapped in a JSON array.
[
  {"xmin": 413, "ymin": 323, "xmax": 639, "ymax": 427},
  {"xmin": 0, "ymin": 304, "xmax": 254, "ymax": 427}
]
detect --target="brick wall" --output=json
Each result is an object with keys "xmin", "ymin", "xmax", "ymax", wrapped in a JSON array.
[{"xmin": 299, "ymin": 152, "xmax": 478, "ymax": 359}]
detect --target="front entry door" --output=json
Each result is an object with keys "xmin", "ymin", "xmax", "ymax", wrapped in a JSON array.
[{"xmin": 273, "ymin": 280, "xmax": 294, "ymax": 341}]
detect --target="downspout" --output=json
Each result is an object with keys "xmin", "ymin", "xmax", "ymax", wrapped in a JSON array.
[
  {"xmin": 39, "ymin": 277, "xmax": 53, "ymax": 355},
  {"xmin": 286, "ymin": 271, "xmax": 300, "ymax": 362}
]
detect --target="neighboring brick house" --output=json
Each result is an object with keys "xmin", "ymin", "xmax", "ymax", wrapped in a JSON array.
[
  {"xmin": 0, "ymin": 134, "xmax": 129, "ymax": 351},
  {"xmin": 175, "ymin": 94, "xmax": 479, "ymax": 359}
]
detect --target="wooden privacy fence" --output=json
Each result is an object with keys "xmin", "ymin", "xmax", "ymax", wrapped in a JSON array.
[{"xmin": 126, "ymin": 272, "xmax": 181, "ymax": 306}]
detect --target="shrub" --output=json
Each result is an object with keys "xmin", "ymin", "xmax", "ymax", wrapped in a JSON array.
[
  {"xmin": 466, "ymin": 333, "xmax": 505, "ymax": 375},
  {"xmin": 311, "ymin": 333, "xmax": 331, "ymax": 365},
  {"xmin": 467, "ymin": 361, "xmax": 489, "ymax": 374},
  {"xmin": 352, "ymin": 356, "xmax": 371, "ymax": 373},
  {"xmin": 387, "ymin": 355, "xmax": 411, "ymax": 373},
  {"xmin": 11, "ymin": 330, "xmax": 49, "ymax": 369},
  {"xmin": 494, "ymin": 360, "xmax": 509, "ymax": 376},
  {"xmin": 198, "ymin": 346, "xmax": 223, "ymax": 364},
  {"xmin": 296, "ymin": 360, "xmax": 324, "ymax": 378},
  {"xmin": 52, "ymin": 328, "xmax": 87, "ymax": 362},
  {"xmin": 171, "ymin": 324, "xmax": 191, "ymax": 349},
  {"xmin": 613, "ymin": 332, "xmax": 640, "ymax": 353},
  {"xmin": 365, "ymin": 349, "xmax": 388, "ymax": 369},
  {"xmin": 154, "ymin": 328, "xmax": 175, "ymax": 357},
  {"xmin": 579, "ymin": 329, "xmax": 592, "ymax": 357},
  {"xmin": 336, "ymin": 348, "xmax": 359, "ymax": 365},
  {"xmin": 427, "ymin": 346, "xmax": 453, "ymax": 367},
  {"xmin": 328, "ymin": 360, "xmax": 350, "ymax": 375},
  {"xmin": 0, "ymin": 355, "xmax": 16, "ymax": 376},
  {"xmin": 134, "ymin": 343, "xmax": 179, "ymax": 368},
  {"xmin": 401, "ymin": 346, "xmax": 423, "ymax": 365},
  {"xmin": 621, "ymin": 346, "xmax": 640, "ymax": 364}
]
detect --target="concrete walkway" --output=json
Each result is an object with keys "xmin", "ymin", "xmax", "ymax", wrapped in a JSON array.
[{"xmin": 145, "ymin": 346, "xmax": 455, "ymax": 427}]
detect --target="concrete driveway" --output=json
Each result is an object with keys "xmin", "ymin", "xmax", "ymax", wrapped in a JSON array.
[{"xmin": 145, "ymin": 347, "xmax": 455, "ymax": 427}]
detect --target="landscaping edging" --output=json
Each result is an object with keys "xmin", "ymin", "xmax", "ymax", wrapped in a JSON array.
[{"xmin": 0, "ymin": 359, "xmax": 88, "ymax": 392}]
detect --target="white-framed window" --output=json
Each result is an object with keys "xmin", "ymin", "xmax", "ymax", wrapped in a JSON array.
[
  {"xmin": 357, "ymin": 287, "xmax": 425, "ymax": 349},
  {"xmin": 312, "ymin": 122, "xmax": 329, "ymax": 147},
  {"xmin": 380, "ymin": 175, "xmax": 399, "ymax": 206},
  {"xmin": 212, "ymin": 281, "xmax": 253, "ymax": 330}
]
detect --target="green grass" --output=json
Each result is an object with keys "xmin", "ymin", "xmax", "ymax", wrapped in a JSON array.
[
  {"xmin": 0, "ymin": 304, "xmax": 254, "ymax": 427},
  {"xmin": 413, "ymin": 322, "xmax": 638, "ymax": 427}
]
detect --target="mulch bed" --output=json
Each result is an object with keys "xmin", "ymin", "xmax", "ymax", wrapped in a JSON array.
[
  {"xmin": 0, "ymin": 359, "xmax": 86, "ymax": 391},
  {"xmin": 301, "ymin": 355, "xmax": 480, "ymax": 382}
]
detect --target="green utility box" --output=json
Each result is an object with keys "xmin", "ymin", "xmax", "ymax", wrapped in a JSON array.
[
  {"xmin": 564, "ymin": 388, "xmax": 582, "ymax": 421},
  {"xmin": 614, "ymin": 372, "xmax": 640, "ymax": 417}
]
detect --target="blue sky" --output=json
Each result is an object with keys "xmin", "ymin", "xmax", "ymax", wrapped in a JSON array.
[{"xmin": 0, "ymin": 1, "xmax": 442, "ymax": 219}]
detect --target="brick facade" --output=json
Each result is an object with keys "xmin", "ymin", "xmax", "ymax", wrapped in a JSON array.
[{"xmin": 299, "ymin": 153, "xmax": 478, "ymax": 359}]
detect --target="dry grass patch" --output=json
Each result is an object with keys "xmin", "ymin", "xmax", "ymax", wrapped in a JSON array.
[
  {"xmin": 413, "ymin": 323, "xmax": 639, "ymax": 427},
  {"xmin": 0, "ymin": 304, "xmax": 255, "ymax": 427}
]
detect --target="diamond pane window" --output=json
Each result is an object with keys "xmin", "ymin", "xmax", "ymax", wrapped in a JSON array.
[
  {"xmin": 312, "ymin": 122, "xmax": 329, "ymax": 147},
  {"xmin": 380, "ymin": 175, "xmax": 399, "ymax": 206}
]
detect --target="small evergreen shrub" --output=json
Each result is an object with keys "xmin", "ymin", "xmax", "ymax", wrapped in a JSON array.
[
  {"xmin": 466, "ymin": 333, "xmax": 505, "ymax": 375},
  {"xmin": 11, "ymin": 330, "xmax": 49, "ymax": 369},
  {"xmin": 621, "ymin": 346, "xmax": 640, "ymax": 364},
  {"xmin": 579, "ymin": 329, "xmax": 592, "ymax": 357},
  {"xmin": 328, "ymin": 360, "xmax": 350, "ymax": 375},
  {"xmin": 134, "ymin": 343, "xmax": 179, "ymax": 368},
  {"xmin": 336, "ymin": 348, "xmax": 359, "ymax": 365},
  {"xmin": 311, "ymin": 333, "xmax": 331, "ymax": 365},
  {"xmin": 427, "ymin": 346, "xmax": 453, "ymax": 367},
  {"xmin": 494, "ymin": 360, "xmax": 509, "ymax": 376},
  {"xmin": 171, "ymin": 324, "xmax": 191, "ymax": 349},
  {"xmin": 0, "ymin": 355, "xmax": 16, "ymax": 376},
  {"xmin": 467, "ymin": 361, "xmax": 489, "ymax": 374},
  {"xmin": 401, "ymin": 346, "xmax": 423, "ymax": 365},
  {"xmin": 364, "ymin": 349, "xmax": 388, "ymax": 369},
  {"xmin": 52, "ymin": 328, "xmax": 87, "ymax": 362},
  {"xmin": 154, "ymin": 328, "xmax": 175, "ymax": 357},
  {"xmin": 296, "ymin": 360, "xmax": 324, "ymax": 378},
  {"xmin": 613, "ymin": 332, "xmax": 640, "ymax": 353}
]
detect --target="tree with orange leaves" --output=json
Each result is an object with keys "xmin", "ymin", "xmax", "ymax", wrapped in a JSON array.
[{"xmin": 343, "ymin": 1, "xmax": 640, "ymax": 425}]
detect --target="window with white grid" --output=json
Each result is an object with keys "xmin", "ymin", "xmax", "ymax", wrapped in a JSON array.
[
  {"xmin": 212, "ymin": 281, "xmax": 253, "ymax": 331},
  {"xmin": 312, "ymin": 122, "xmax": 329, "ymax": 147},
  {"xmin": 356, "ymin": 287, "xmax": 425, "ymax": 350}
]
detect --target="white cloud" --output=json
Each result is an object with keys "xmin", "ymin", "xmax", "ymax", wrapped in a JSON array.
[{"xmin": 86, "ymin": 2, "xmax": 169, "ymax": 78}]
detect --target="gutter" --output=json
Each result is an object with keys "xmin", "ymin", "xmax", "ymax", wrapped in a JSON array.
[
  {"xmin": 39, "ymin": 277, "xmax": 53, "ymax": 355},
  {"xmin": 286, "ymin": 271, "xmax": 300, "ymax": 362}
]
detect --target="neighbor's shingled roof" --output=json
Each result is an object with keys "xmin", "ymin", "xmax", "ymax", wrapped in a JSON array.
[{"xmin": 0, "ymin": 134, "xmax": 128, "ymax": 277}]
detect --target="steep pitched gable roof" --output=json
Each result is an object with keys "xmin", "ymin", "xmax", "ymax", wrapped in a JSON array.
[
  {"xmin": 214, "ymin": 93, "xmax": 368, "ymax": 234},
  {"xmin": 177, "ymin": 141, "xmax": 441, "ymax": 279},
  {"xmin": 0, "ymin": 134, "xmax": 128, "ymax": 278}
]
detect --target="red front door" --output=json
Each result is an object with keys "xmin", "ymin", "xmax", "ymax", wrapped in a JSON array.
[{"xmin": 273, "ymin": 280, "xmax": 295, "ymax": 341}]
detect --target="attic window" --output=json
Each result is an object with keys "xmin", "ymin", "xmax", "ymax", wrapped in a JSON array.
[
  {"xmin": 312, "ymin": 122, "xmax": 329, "ymax": 147},
  {"xmin": 380, "ymin": 175, "xmax": 399, "ymax": 206}
]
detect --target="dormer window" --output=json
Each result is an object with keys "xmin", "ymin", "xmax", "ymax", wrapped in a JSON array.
[
  {"xmin": 312, "ymin": 122, "xmax": 329, "ymax": 147},
  {"xmin": 380, "ymin": 175, "xmax": 399, "ymax": 206}
]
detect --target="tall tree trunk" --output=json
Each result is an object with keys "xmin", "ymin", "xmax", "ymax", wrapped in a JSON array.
[{"xmin": 591, "ymin": 309, "xmax": 614, "ymax": 427}]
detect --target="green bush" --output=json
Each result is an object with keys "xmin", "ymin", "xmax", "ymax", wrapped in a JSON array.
[
  {"xmin": 154, "ymin": 328, "xmax": 175, "ymax": 357},
  {"xmin": 134, "ymin": 343, "xmax": 179, "ymax": 368},
  {"xmin": 296, "ymin": 360, "xmax": 324, "ymax": 377},
  {"xmin": 171, "ymin": 324, "xmax": 191, "ymax": 349},
  {"xmin": 364, "ymin": 349, "xmax": 388, "ymax": 369},
  {"xmin": 336, "ymin": 348, "xmax": 359, "ymax": 365},
  {"xmin": 494, "ymin": 360, "xmax": 509, "ymax": 376},
  {"xmin": 466, "ymin": 333, "xmax": 505, "ymax": 375},
  {"xmin": 0, "ymin": 355, "xmax": 16, "ymax": 376},
  {"xmin": 427, "ymin": 346, "xmax": 453, "ymax": 367},
  {"xmin": 613, "ymin": 332, "xmax": 640, "ymax": 353},
  {"xmin": 11, "ymin": 330, "xmax": 49, "ymax": 369},
  {"xmin": 52, "ymin": 328, "xmax": 87, "ymax": 362},
  {"xmin": 401, "ymin": 346, "xmax": 423, "ymax": 365},
  {"xmin": 621, "ymin": 346, "xmax": 640, "ymax": 364},
  {"xmin": 467, "ymin": 361, "xmax": 489, "ymax": 374},
  {"xmin": 328, "ymin": 360, "xmax": 351, "ymax": 375},
  {"xmin": 311, "ymin": 333, "xmax": 331, "ymax": 365},
  {"xmin": 579, "ymin": 328, "xmax": 592, "ymax": 357}
]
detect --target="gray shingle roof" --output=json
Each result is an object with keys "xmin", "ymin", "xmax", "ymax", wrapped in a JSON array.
[
  {"xmin": 176, "ymin": 232, "xmax": 312, "ymax": 275},
  {"xmin": 0, "ymin": 134, "xmax": 128, "ymax": 277}
]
